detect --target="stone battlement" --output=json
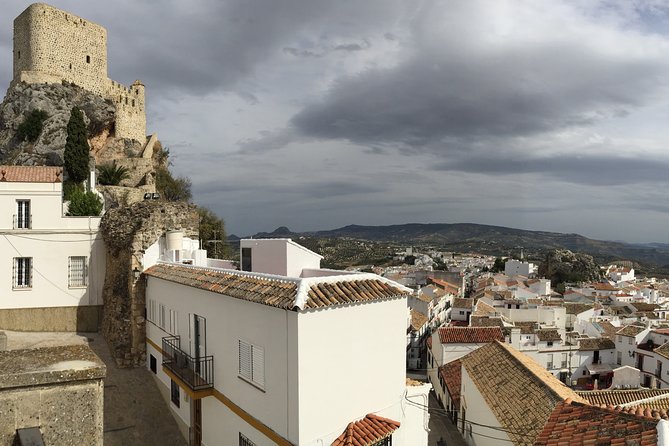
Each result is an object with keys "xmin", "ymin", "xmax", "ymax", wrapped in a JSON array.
[{"xmin": 12, "ymin": 3, "xmax": 147, "ymax": 143}]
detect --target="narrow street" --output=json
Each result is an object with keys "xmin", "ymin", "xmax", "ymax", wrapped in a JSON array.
[{"xmin": 428, "ymin": 391, "xmax": 467, "ymax": 446}]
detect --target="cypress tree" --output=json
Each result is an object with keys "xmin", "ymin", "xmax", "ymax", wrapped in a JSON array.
[{"xmin": 64, "ymin": 107, "xmax": 90, "ymax": 184}]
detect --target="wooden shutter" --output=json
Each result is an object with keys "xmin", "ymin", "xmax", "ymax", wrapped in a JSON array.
[
  {"xmin": 252, "ymin": 345, "xmax": 265, "ymax": 387},
  {"xmin": 238, "ymin": 340, "xmax": 252, "ymax": 380}
]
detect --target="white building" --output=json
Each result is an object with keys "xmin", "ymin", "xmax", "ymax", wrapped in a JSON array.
[
  {"xmin": 143, "ymin": 237, "xmax": 427, "ymax": 446},
  {"xmin": 0, "ymin": 166, "xmax": 105, "ymax": 329},
  {"xmin": 504, "ymin": 259, "xmax": 537, "ymax": 277}
]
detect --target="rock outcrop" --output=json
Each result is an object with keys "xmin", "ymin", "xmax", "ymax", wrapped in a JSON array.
[
  {"xmin": 538, "ymin": 249, "xmax": 602, "ymax": 286},
  {"xmin": 99, "ymin": 201, "xmax": 198, "ymax": 367}
]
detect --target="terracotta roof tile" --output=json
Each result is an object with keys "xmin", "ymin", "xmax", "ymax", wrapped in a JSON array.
[
  {"xmin": 534, "ymin": 400, "xmax": 658, "ymax": 446},
  {"xmin": 536, "ymin": 329, "xmax": 562, "ymax": 342},
  {"xmin": 437, "ymin": 327, "xmax": 504, "ymax": 344},
  {"xmin": 577, "ymin": 389, "xmax": 669, "ymax": 407},
  {"xmin": 331, "ymin": 414, "xmax": 400, "ymax": 446},
  {"xmin": 616, "ymin": 325, "xmax": 647, "ymax": 337},
  {"xmin": 578, "ymin": 338, "xmax": 616, "ymax": 351},
  {"xmin": 144, "ymin": 264, "xmax": 409, "ymax": 311},
  {"xmin": 460, "ymin": 341, "xmax": 587, "ymax": 446},
  {"xmin": 597, "ymin": 321, "xmax": 620, "ymax": 339},
  {"xmin": 439, "ymin": 359, "xmax": 461, "ymax": 408},
  {"xmin": 654, "ymin": 342, "xmax": 669, "ymax": 360},
  {"xmin": 409, "ymin": 309, "xmax": 428, "ymax": 332},
  {"xmin": 0, "ymin": 165, "xmax": 62, "ymax": 183},
  {"xmin": 452, "ymin": 298, "xmax": 473, "ymax": 309},
  {"xmin": 563, "ymin": 303, "xmax": 594, "ymax": 315}
]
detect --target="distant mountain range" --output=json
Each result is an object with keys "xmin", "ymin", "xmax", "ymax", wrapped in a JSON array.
[{"xmin": 230, "ymin": 223, "xmax": 669, "ymax": 275}]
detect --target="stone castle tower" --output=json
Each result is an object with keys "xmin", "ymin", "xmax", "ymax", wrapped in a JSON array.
[{"xmin": 12, "ymin": 3, "xmax": 147, "ymax": 143}]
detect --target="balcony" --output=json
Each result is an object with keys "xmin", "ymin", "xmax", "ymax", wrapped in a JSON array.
[{"xmin": 162, "ymin": 336, "xmax": 214, "ymax": 395}]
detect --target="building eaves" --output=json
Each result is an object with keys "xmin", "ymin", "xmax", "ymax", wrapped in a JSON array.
[
  {"xmin": 437, "ymin": 327, "xmax": 504, "ymax": 344},
  {"xmin": 144, "ymin": 263, "xmax": 410, "ymax": 311},
  {"xmin": 331, "ymin": 414, "xmax": 400, "ymax": 446},
  {"xmin": 0, "ymin": 165, "xmax": 62, "ymax": 183}
]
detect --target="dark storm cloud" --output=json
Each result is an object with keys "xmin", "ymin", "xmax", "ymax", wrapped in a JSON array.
[
  {"xmin": 292, "ymin": 45, "xmax": 669, "ymax": 148},
  {"xmin": 434, "ymin": 154, "xmax": 669, "ymax": 186}
]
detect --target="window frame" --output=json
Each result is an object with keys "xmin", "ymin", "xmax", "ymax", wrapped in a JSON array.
[
  {"xmin": 15, "ymin": 199, "xmax": 31, "ymax": 229},
  {"xmin": 170, "ymin": 379, "xmax": 180, "ymax": 408},
  {"xmin": 68, "ymin": 256, "xmax": 88, "ymax": 288},
  {"xmin": 238, "ymin": 339, "xmax": 265, "ymax": 390},
  {"xmin": 13, "ymin": 257, "xmax": 32, "ymax": 289}
]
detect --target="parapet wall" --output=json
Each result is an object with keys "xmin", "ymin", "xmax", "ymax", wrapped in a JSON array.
[{"xmin": 12, "ymin": 3, "xmax": 146, "ymax": 143}]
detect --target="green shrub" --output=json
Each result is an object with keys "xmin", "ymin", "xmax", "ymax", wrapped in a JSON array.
[
  {"xmin": 67, "ymin": 188, "xmax": 103, "ymax": 216},
  {"xmin": 97, "ymin": 163, "xmax": 130, "ymax": 186},
  {"xmin": 62, "ymin": 181, "xmax": 84, "ymax": 201},
  {"xmin": 17, "ymin": 109, "xmax": 48, "ymax": 142},
  {"xmin": 156, "ymin": 167, "xmax": 192, "ymax": 202}
]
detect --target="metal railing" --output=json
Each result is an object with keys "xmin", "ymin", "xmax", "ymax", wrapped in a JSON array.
[
  {"xmin": 162, "ymin": 336, "xmax": 214, "ymax": 391},
  {"xmin": 13, "ymin": 214, "xmax": 32, "ymax": 229}
]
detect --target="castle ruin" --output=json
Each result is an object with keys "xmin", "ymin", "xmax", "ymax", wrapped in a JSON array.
[{"xmin": 12, "ymin": 3, "xmax": 147, "ymax": 143}]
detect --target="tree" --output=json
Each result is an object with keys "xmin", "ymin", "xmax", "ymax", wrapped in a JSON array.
[
  {"xmin": 67, "ymin": 187, "xmax": 103, "ymax": 216},
  {"xmin": 97, "ymin": 163, "xmax": 129, "ymax": 186},
  {"xmin": 156, "ymin": 167, "xmax": 192, "ymax": 202},
  {"xmin": 17, "ymin": 109, "xmax": 48, "ymax": 142},
  {"xmin": 64, "ymin": 107, "xmax": 90, "ymax": 184},
  {"xmin": 198, "ymin": 207, "xmax": 229, "ymax": 259},
  {"xmin": 491, "ymin": 257, "xmax": 505, "ymax": 273}
]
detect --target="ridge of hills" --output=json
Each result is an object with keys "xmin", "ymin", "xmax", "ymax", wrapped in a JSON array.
[{"xmin": 245, "ymin": 223, "xmax": 669, "ymax": 275}]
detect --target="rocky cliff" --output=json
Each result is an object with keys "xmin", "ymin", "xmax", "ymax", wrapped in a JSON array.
[
  {"xmin": 0, "ymin": 81, "xmax": 163, "ymax": 201},
  {"xmin": 538, "ymin": 249, "xmax": 602, "ymax": 287}
]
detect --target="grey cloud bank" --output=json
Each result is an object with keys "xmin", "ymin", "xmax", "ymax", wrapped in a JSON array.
[{"xmin": 3, "ymin": 0, "xmax": 669, "ymax": 243}]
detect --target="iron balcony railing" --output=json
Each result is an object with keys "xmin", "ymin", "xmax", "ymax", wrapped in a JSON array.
[{"xmin": 162, "ymin": 336, "xmax": 214, "ymax": 392}]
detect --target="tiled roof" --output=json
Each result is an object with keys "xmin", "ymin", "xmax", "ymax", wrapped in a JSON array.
[
  {"xmin": 593, "ymin": 282, "xmax": 618, "ymax": 291},
  {"xmin": 597, "ymin": 321, "xmax": 620, "ymax": 339},
  {"xmin": 577, "ymin": 389, "xmax": 669, "ymax": 407},
  {"xmin": 472, "ymin": 300, "xmax": 497, "ymax": 317},
  {"xmin": 144, "ymin": 264, "xmax": 409, "ymax": 311},
  {"xmin": 563, "ymin": 303, "xmax": 593, "ymax": 315},
  {"xmin": 536, "ymin": 329, "xmax": 562, "ymax": 342},
  {"xmin": 439, "ymin": 359, "xmax": 461, "ymax": 408},
  {"xmin": 331, "ymin": 414, "xmax": 400, "ymax": 446},
  {"xmin": 515, "ymin": 321, "xmax": 537, "ymax": 334},
  {"xmin": 437, "ymin": 327, "xmax": 504, "ymax": 344},
  {"xmin": 616, "ymin": 325, "xmax": 647, "ymax": 337},
  {"xmin": 0, "ymin": 165, "xmax": 62, "ymax": 183},
  {"xmin": 409, "ymin": 309, "xmax": 428, "ymax": 332},
  {"xmin": 460, "ymin": 341, "xmax": 586, "ymax": 446},
  {"xmin": 654, "ymin": 342, "xmax": 669, "ymax": 360},
  {"xmin": 578, "ymin": 337, "xmax": 616, "ymax": 351},
  {"xmin": 632, "ymin": 303, "xmax": 659, "ymax": 313},
  {"xmin": 534, "ymin": 400, "xmax": 658, "ymax": 446},
  {"xmin": 470, "ymin": 316, "xmax": 505, "ymax": 328},
  {"xmin": 452, "ymin": 298, "xmax": 473, "ymax": 309}
]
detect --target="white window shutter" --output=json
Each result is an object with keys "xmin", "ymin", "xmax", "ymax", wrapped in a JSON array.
[
  {"xmin": 252, "ymin": 345, "xmax": 265, "ymax": 387},
  {"xmin": 239, "ymin": 340, "xmax": 252, "ymax": 380}
]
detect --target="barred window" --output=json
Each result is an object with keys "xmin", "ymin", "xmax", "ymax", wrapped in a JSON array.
[
  {"xmin": 13, "ymin": 257, "xmax": 32, "ymax": 288},
  {"xmin": 239, "ymin": 433, "xmax": 256, "ymax": 446},
  {"xmin": 238, "ymin": 340, "xmax": 265, "ymax": 389},
  {"xmin": 68, "ymin": 256, "xmax": 88, "ymax": 287},
  {"xmin": 16, "ymin": 200, "xmax": 30, "ymax": 229}
]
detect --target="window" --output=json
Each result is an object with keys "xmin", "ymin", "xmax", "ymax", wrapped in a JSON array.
[
  {"xmin": 159, "ymin": 304, "xmax": 166, "ymax": 329},
  {"xmin": 617, "ymin": 351, "xmax": 622, "ymax": 365},
  {"xmin": 239, "ymin": 433, "xmax": 256, "ymax": 446},
  {"xmin": 629, "ymin": 337, "xmax": 633, "ymax": 345},
  {"xmin": 617, "ymin": 335, "xmax": 622, "ymax": 343},
  {"xmin": 238, "ymin": 340, "xmax": 265, "ymax": 389},
  {"xmin": 68, "ymin": 256, "xmax": 88, "ymax": 287},
  {"xmin": 546, "ymin": 354, "xmax": 553, "ymax": 370},
  {"xmin": 459, "ymin": 311, "xmax": 464, "ymax": 315},
  {"xmin": 561, "ymin": 353, "xmax": 568, "ymax": 369},
  {"xmin": 547, "ymin": 341, "xmax": 553, "ymax": 347},
  {"xmin": 147, "ymin": 299, "xmax": 156, "ymax": 323},
  {"xmin": 17, "ymin": 50, "xmax": 20, "ymax": 59},
  {"xmin": 86, "ymin": 55, "xmax": 90, "ymax": 63},
  {"xmin": 13, "ymin": 257, "xmax": 32, "ymax": 288},
  {"xmin": 241, "ymin": 248, "xmax": 252, "ymax": 272},
  {"xmin": 16, "ymin": 200, "xmax": 30, "ymax": 229},
  {"xmin": 169, "ymin": 309, "xmax": 178, "ymax": 335},
  {"xmin": 170, "ymin": 380, "xmax": 180, "ymax": 407},
  {"xmin": 150, "ymin": 355, "xmax": 157, "ymax": 374}
]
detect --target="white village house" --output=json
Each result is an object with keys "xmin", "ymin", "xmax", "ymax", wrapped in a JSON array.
[
  {"xmin": 0, "ymin": 165, "xmax": 105, "ymax": 330},
  {"xmin": 143, "ymin": 237, "xmax": 429, "ymax": 446}
]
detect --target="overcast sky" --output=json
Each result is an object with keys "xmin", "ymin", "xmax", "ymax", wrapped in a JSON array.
[{"xmin": 4, "ymin": 1, "xmax": 669, "ymax": 243}]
